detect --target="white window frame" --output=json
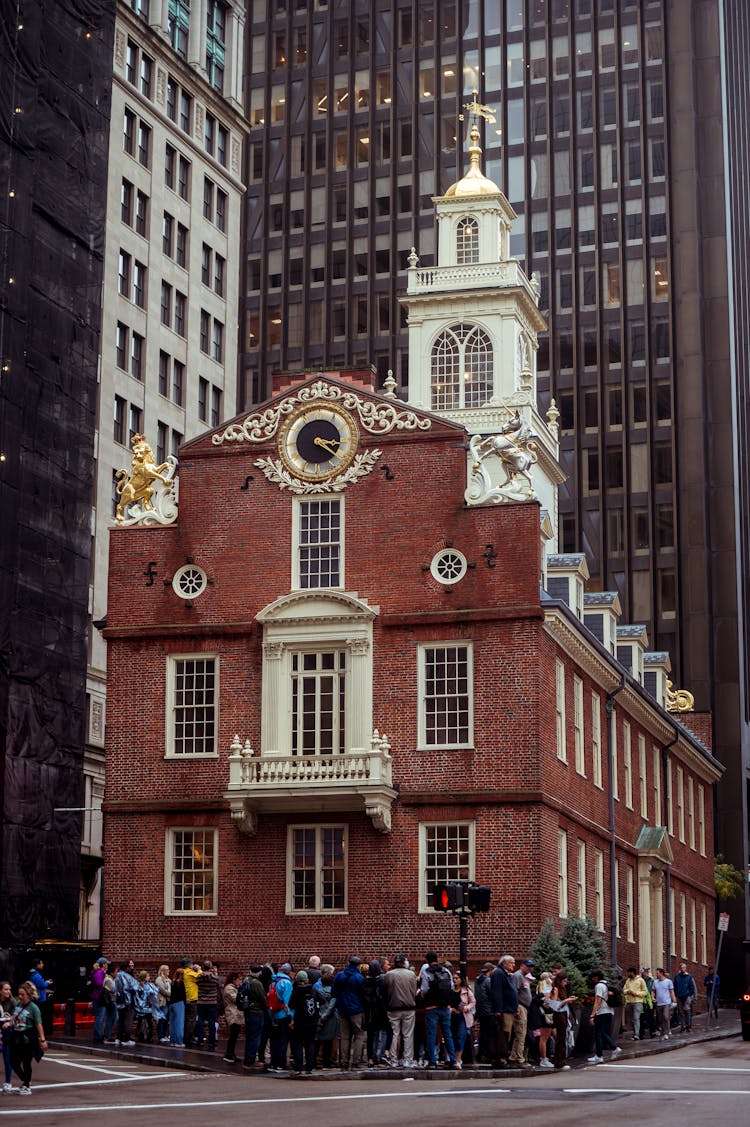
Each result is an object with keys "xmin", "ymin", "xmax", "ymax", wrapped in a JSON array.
[
  {"xmin": 676, "ymin": 764, "xmax": 685, "ymax": 842},
  {"xmin": 258, "ymin": 591, "xmax": 375, "ymax": 759},
  {"xmin": 165, "ymin": 654, "xmax": 219, "ymax": 758},
  {"xmin": 556, "ymin": 658, "xmax": 567, "ymax": 762},
  {"xmin": 611, "ymin": 708, "xmax": 619, "ymax": 799},
  {"xmin": 165, "ymin": 827, "xmax": 218, "ymax": 916},
  {"xmin": 638, "ymin": 734, "xmax": 648, "ymax": 819},
  {"xmin": 594, "ymin": 848, "xmax": 604, "ymax": 931},
  {"xmin": 679, "ymin": 891, "xmax": 687, "ymax": 957},
  {"xmin": 420, "ymin": 820, "xmax": 475, "ymax": 912},
  {"xmin": 667, "ymin": 759, "xmax": 674, "ymax": 835},
  {"xmin": 574, "ymin": 675, "xmax": 585, "ymax": 775},
  {"xmin": 653, "ymin": 746, "xmax": 662, "ymax": 824},
  {"xmin": 292, "ymin": 496, "xmax": 344, "ymax": 590},
  {"xmin": 626, "ymin": 864, "xmax": 635, "ymax": 942},
  {"xmin": 576, "ymin": 840, "xmax": 586, "ymax": 918},
  {"xmin": 670, "ymin": 886, "xmax": 675, "ymax": 953},
  {"xmin": 698, "ymin": 785, "xmax": 706, "ymax": 855},
  {"xmin": 558, "ymin": 828, "xmax": 569, "ymax": 918},
  {"xmin": 417, "ymin": 641, "xmax": 474, "ymax": 750},
  {"xmin": 688, "ymin": 776, "xmax": 696, "ymax": 850},
  {"xmin": 690, "ymin": 896, "xmax": 697, "ymax": 961},
  {"xmin": 614, "ymin": 859, "xmax": 620, "ymax": 937},
  {"xmin": 592, "ymin": 692, "xmax": 602, "ymax": 788},
  {"xmin": 700, "ymin": 902, "xmax": 707, "ymax": 964},
  {"xmin": 623, "ymin": 720, "xmax": 633, "ymax": 809},
  {"xmin": 286, "ymin": 824, "xmax": 348, "ymax": 914}
]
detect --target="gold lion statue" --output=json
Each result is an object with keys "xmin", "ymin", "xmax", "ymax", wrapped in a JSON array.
[{"xmin": 115, "ymin": 434, "xmax": 173, "ymax": 523}]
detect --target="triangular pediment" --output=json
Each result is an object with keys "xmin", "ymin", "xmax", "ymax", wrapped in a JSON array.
[
  {"xmin": 634, "ymin": 825, "xmax": 674, "ymax": 865},
  {"xmin": 257, "ymin": 589, "xmax": 378, "ymax": 625}
]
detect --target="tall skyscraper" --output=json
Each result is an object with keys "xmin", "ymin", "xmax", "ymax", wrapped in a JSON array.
[{"xmin": 243, "ymin": 0, "xmax": 749, "ymax": 980}]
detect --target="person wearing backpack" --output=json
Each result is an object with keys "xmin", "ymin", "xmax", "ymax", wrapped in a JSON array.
[
  {"xmin": 239, "ymin": 967, "xmax": 268, "ymax": 1068},
  {"xmin": 489, "ymin": 955, "xmax": 520, "ymax": 1068},
  {"xmin": 289, "ymin": 971, "xmax": 320, "ymax": 1074},
  {"xmin": 674, "ymin": 961, "xmax": 697, "ymax": 1033},
  {"xmin": 267, "ymin": 963, "xmax": 294, "ymax": 1071},
  {"xmin": 586, "ymin": 971, "xmax": 622, "ymax": 1063},
  {"xmin": 418, "ymin": 951, "xmax": 458, "ymax": 1069}
]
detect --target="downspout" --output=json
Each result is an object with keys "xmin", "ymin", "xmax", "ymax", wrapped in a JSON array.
[
  {"xmin": 662, "ymin": 732, "xmax": 679, "ymax": 968},
  {"xmin": 606, "ymin": 676, "xmax": 627, "ymax": 968}
]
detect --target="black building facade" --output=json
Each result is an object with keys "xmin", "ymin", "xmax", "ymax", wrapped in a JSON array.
[
  {"xmin": 242, "ymin": 0, "xmax": 749, "ymax": 982},
  {"xmin": 0, "ymin": 0, "xmax": 114, "ymax": 949}
]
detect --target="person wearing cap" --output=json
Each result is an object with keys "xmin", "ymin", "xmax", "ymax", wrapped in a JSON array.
[
  {"xmin": 508, "ymin": 959, "xmax": 534, "ymax": 1067},
  {"xmin": 332, "ymin": 957, "xmax": 366, "ymax": 1070},
  {"xmin": 90, "ymin": 958, "xmax": 109, "ymax": 1044},
  {"xmin": 384, "ymin": 954, "xmax": 418, "ymax": 1067},
  {"xmin": 473, "ymin": 962, "xmax": 496, "ymax": 1063}
]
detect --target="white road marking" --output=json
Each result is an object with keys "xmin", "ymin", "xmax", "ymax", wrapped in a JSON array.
[
  {"xmin": 601, "ymin": 1063, "xmax": 750, "ymax": 1073},
  {"xmin": 40, "ymin": 1055, "xmax": 182, "ymax": 1079},
  {"xmin": 2, "ymin": 1086, "xmax": 750, "ymax": 1116}
]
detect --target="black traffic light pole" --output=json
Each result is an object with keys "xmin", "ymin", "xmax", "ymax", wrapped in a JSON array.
[{"xmin": 431, "ymin": 880, "xmax": 491, "ymax": 977}]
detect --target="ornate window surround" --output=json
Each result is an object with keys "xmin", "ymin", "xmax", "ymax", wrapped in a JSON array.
[{"xmin": 291, "ymin": 495, "xmax": 345, "ymax": 590}]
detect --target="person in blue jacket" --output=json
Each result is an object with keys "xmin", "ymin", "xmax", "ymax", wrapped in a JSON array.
[
  {"xmin": 267, "ymin": 963, "xmax": 294, "ymax": 1071},
  {"xmin": 332, "ymin": 956, "xmax": 366, "ymax": 1070}
]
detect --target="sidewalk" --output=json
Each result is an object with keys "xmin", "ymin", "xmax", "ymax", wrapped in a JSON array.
[{"xmin": 50, "ymin": 1007, "xmax": 742, "ymax": 1080}]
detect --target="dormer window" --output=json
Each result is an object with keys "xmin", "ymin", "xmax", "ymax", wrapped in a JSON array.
[
  {"xmin": 456, "ymin": 216, "xmax": 479, "ymax": 264},
  {"xmin": 431, "ymin": 322, "xmax": 493, "ymax": 410}
]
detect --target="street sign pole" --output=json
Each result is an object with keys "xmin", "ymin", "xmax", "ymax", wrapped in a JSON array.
[{"xmin": 708, "ymin": 913, "xmax": 730, "ymax": 1024}]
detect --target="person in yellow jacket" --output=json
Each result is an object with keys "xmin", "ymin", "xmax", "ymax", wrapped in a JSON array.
[
  {"xmin": 622, "ymin": 967, "xmax": 648, "ymax": 1040},
  {"xmin": 182, "ymin": 960, "xmax": 201, "ymax": 1048}
]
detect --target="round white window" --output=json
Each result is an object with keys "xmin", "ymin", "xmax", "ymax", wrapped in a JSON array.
[
  {"xmin": 172, "ymin": 564, "xmax": 208, "ymax": 600},
  {"xmin": 430, "ymin": 548, "xmax": 468, "ymax": 585}
]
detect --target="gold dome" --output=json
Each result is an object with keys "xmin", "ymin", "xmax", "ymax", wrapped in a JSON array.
[{"xmin": 444, "ymin": 122, "xmax": 500, "ymax": 198}]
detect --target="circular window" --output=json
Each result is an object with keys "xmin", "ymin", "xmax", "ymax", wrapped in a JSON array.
[
  {"xmin": 430, "ymin": 548, "xmax": 468, "ymax": 585},
  {"xmin": 172, "ymin": 564, "xmax": 208, "ymax": 600}
]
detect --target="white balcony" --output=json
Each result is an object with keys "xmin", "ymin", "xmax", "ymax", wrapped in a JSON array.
[
  {"xmin": 406, "ymin": 259, "xmax": 532, "ymax": 296},
  {"xmin": 223, "ymin": 731, "xmax": 397, "ymax": 834}
]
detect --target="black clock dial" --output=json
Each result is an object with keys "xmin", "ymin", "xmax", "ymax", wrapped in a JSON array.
[{"xmin": 296, "ymin": 418, "xmax": 341, "ymax": 464}]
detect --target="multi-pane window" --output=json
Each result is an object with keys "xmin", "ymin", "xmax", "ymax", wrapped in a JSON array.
[
  {"xmin": 121, "ymin": 178, "xmax": 133, "ymax": 224},
  {"xmin": 557, "ymin": 829, "xmax": 568, "ymax": 917},
  {"xmin": 216, "ymin": 186, "xmax": 227, "ymax": 230},
  {"xmin": 667, "ymin": 760, "xmax": 674, "ymax": 835},
  {"xmin": 165, "ymin": 143, "xmax": 176, "ymax": 189},
  {"xmin": 574, "ymin": 675, "xmax": 584, "ymax": 775},
  {"xmin": 594, "ymin": 848, "xmax": 604, "ymax": 930},
  {"xmin": 135, "ymin": 189, "xmax": 148, "ymax": 236},
  {"xmin": 113, "ymin": 395, "xmax": 126, "ymax": 444},
  {"xmin": 128, "ymin": 404, "xmax": 141, "ymax": 443},
  {"xmin": 118, "ymin": 250, "xmax": 131, "ymax": 297},
  {"xmin": 180, "ymin": 91, "xmax": 192, "ymax": 133},
  {"xmin": 653, "ymin": 746, "xmax": 663, "ymax": 825},
  {"xmin": 421, "ymin": 644, "xmax": 472, "ymax": 748},
  {"xmin": 205, "ymin": 112, "xmax": 216, "ymax": 156},
  {"xmin": 677, "ymin": 765, "xmax": 685, "ymax": 841},
  {"xmin": 298, "ymin": 499, "xmax": 342, "ymax": 589},
  {"xmin": 626, "ymin": 865, "xmax": 635, "ymax": 942},
  {"xmin": 623, "ymin": 721, "xmax": 633, "ymax": 808},
  {"xmin": 202, "ymin": 243, "xmax": 211, "ymax": 285},
  {"xmin": 679, "ymin": 891, "xmax": 687, "ymax": 957},
  {"xmin": 174, "ymin": 290, "xmax": 186, "ymax": 336},
  {"xmin": 115, "ymin": 322, "xmax": 128, "ymax": 369},
  {"xmin": 698, "ymin": 784, "xmax": 706, "ymax": 854},
  {"xmin": 176, "ymin": 223, "xmax": 188, "ymax": 268},
  {"xmin": 431, "ymin": 323, "xmax": 493, "ymax": 410},
  {"xmin": 614, "ymin": 859, "xmax": 620, "ymax": 936},
  {"xmin": 140, "ymin": 53, "xmax": 152, "ymax": 97},
  {"xmin": 157, "ymin": 420, "xmax": 168, "ymax": 463},
  {"xmin": 198, "ymin": 376, "xmax": 208, "ymax": 422},
  {"xmin": 700, "ymin": 903, "xmax": 707, "ymax": 963},
  {"xmin": 688, "ymin": 776, "xmax": 696, "ymax": 849},
  {"xmin": 592, "ymin": 692, "xmax": 602, "ymax": 787},
  {"xmin": 212, "ymin": 319, "xmax": 223, "ymax": 362},
  {"xmin": 206, "ymin": 0, "xmax": 227, "ymax": 91},
  {"xmin": 172, "ymin": 359, "xmax": 184, "ymax": 406},
  {"xmin": 168, "ymin": 0, "xmax": 190, "ymax": 57},
  {"xmin": 137, "ymin": 121, "xmax": 151, "ymax": 166},
  {"xmin": 576, "ymin": 840, "xmax": 586, "ymax": 918},
  {"xmin": 456, "ymin": 216, "xmax": 479, "ymax": 264},
  {"xmin": 166, "ymin": 76, "xmax": 177, "ymax": 121},
  {"xmin": 130, "ymin": 331, "xmax": 144, "ymax": 380},
  {"xmin": 291, "ymin": 650, "xmax": 346, "ymax": 756},
  {"xmin": 200, "ymin": 309, "xmax": 210, "ymax": 353},
  {"xmin": 123, "ymin": 107, "xmax": 136, "ymax": 154},
  {"xmin": 639, "ymin": 734, "xmax": 648, "ymax": 819},
  {"xmin": 166, "ymin": 828, "xmax": 216, "ymax": 914},
  {"xmin": 289, "ymin": 825, "xmax": 346, "ymax": 913},
  {"xmin": 178, "ymin": 155, "xmax": 190, "ymax": 200},
  {"xmin": 424, "ymin": 822, "xmax": 473, "ymax": 910},
  {"xmin": 556, "ymin": 658, "xmax": 566, "ymax": 761},
  {"xmin": 161, "ymin": 281, "xmax": 172, "ymax": 326},
  {"xmin": 612, "ymin": 709, "xmax": 619, "ymax": 798},
  {"xmin": 162, "ymin": 211, "xmax": 174, "ymax": 257},
  {"xmin": 214, "ymin": 254, "xmax": 225, "ymax": 296},
  {"xmin": 217, "ymin": 123, "xmax": 228, "ymax": 166},
  {"xmin": 169, "ymin": 656, "xmax": 217, "ymax": 756},
  {"xmin": 132, "ymin": 260, "xmax": 146, "ymax": 307},
  {"xmin": 211, "ymin": 385, "xmax": 222, "ymax": 427},
  {"xmin": 159, "ymin": 351, "xmax": 170, "ymax": 397}
]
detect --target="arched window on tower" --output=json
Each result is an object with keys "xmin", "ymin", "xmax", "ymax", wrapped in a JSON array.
[
  {"xmin": 456, "ymin": 216, "xmax": 480, "ymax": 264},
  {"xmin": 431, "ymin": 323, "xmax": 493, "ymax": 410}
]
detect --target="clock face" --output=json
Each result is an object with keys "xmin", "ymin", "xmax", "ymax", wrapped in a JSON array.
[{"xmin": 278, "ymin": 403, "xmax": 359, "ymax": 481}]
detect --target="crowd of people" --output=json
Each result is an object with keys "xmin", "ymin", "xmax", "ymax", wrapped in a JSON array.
[
  {"xmin": 82, "ymin": 950, "xmax": 713, "ymax": 1076},
  {"xmin": 0, "ymin": 977, "xmax": 49, "ymax": 1096}
]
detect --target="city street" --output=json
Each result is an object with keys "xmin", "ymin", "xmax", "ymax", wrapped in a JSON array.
[{"xmin": 1, "ymin": 1037, "xmax": 748, "ymax": 1125}]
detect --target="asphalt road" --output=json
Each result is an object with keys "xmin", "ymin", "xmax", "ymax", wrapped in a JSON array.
[{"xmin": 1, "ymin": 1037, "xmax": 748, "ymax": 1125}]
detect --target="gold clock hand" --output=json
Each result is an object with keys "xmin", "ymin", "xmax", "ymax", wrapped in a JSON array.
[{"xmin": 313, "ymin": 436, "xmax": 340, "ymax": 454}]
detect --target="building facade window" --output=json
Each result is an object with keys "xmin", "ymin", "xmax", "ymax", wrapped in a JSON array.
[
  {"xmin": 198, "ymin": 375, "xmax": 208, "ymax": 421},
  {"xmin": 688, "ymin": 776, "xmax": 696, "ymax": 849},
  {"xmin": 592, "ymin": 691, "xmax": 602, "ymax": 787},
  {"xmin": 168, "ymin": 0, "xmax": 190, "ymax": 58},
  {"xmin": 576, "ymin": 840, "xmax": 586, "ymax": 918},
  {"xmin": 288, "ymin": 825, "xmax": 346, "ymax": 913},
  {"xmin": 677, "ymin": 765, "xmax": 685, "ymax": 841},
  {"xmin": 165, "ymin": 828, "xmax": 217, "ymax": 914},
  {"xmin": 431, "ymin": 323, "xmax": 493, "ymax": 410},
  {"xmin": 419, "ymin": 643, "xmax": 472, "ymax": 749},
  {"xmin": 456, "ymin": 215, "xmax": 479, "ymax": 264},
  {"xmin": 623, "ymin": 721, "xmax": 633, "ymax": 809},
  {"xmin": 653, "ymin": 746, "xmax": 663, "ymax": 825},
  {"xmin": 611, "ymin": 709, "xmax": 619, "ymax": 799},
  {"xmin": 422, "ymin": 821, "xmax": 474, "ymax": 911},
  {"xmin": 639, "ymin": 734, "xmax": 648, "ymax": 819},
  {"xmin": 574, "ymin": 675, "xmax": 584, "ymax": 775},
  {"xmin": 113, "ymin": 395, "xmax": 126, "ymax": 444},
  {"xmin": 167, "ymin": 656, "xmax": 218, "ymax": 757},
  {"xmin": 556, "ymin": 658, "xmax": 566, "ymax": 761},
  {"xmin": 291, "ymin": 649, "xmax": 346, "ymax": 756},
  {"xmin": 206, "ymin": 0, "xmax": 227, "ymax": 92},
  {"xmin": 626, "ymin": 864, "xmax": 635, "ymax": 942},
  {"xmin": 698, "ymin": 784, "xmax": 706, "ymax": 855},
  {"xmin": 295, "ymin": 498, "xmax": 342, "ymax": 589},
  {"xmin": 558, "ymin": 828, "xmax": 568, "ymax": 917},
  {"xmin": 594, "ymin": 848, "xmax": 604, "ymax": 931}
]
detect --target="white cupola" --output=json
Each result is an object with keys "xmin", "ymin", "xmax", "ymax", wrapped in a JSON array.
[{"xmin": 402, "ymin": 97, "xmax": 564, "ymax": 541}]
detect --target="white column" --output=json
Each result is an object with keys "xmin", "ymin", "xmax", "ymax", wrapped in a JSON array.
[
  {"xmin": 189, "ymin": 0, "xmax": 207, "ymax": 70},
  {"xmin": 347, "ymin": 636, "xmax": 371, "ymax": 754},
  {"xmin": 638, "ymin": 863, "xmax": 652, "ymax": 971},
  {"xmin": 261, "ymin": 641, "xmax": 284, "ymax": 755}
]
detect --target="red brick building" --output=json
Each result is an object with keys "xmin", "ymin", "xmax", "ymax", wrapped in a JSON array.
[{"xmin": 103, "ymin": 127, "xmax": 720, "ymax": 975}]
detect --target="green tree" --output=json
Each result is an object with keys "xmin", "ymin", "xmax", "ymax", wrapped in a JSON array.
[
  {"xmin": 714, "ymin": 855, "xmax": 745, "ymax": 902},
  {"xmin": 528, "ymin": 917, "xmax": 566, "ymax": 974},
  {"xmin": 559, "ymin": 915, "xmax": 609, "ymax": 998}
]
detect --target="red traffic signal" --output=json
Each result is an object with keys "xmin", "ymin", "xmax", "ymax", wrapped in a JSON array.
[{"xmin": 431, "ymin": 882, "xmax": 465, "ymax": 911}]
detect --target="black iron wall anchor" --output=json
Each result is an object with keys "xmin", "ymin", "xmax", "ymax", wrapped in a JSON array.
[
  {"xmin": 240, "ymin": 475, "xmax": 254, "ymax": 490},
  {"xmin": 143, "ymin": 561, "xmax": 157, "ymax": 586},
  {"xmin": 483, "ymin": 544, "xmax": 498, "ymax": 569},
  {"xmin": 381, "ymin": 465, "xmax": 394, "ymax": 481}
]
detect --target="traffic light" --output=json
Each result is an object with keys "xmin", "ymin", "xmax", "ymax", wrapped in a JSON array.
[
  {"xmin": 467, "ymin": 884, "xmax": 491, "ymax": 913},
  {"xmin": 431, "ymin": 881, "xmax": 465, "ymax": 912}
]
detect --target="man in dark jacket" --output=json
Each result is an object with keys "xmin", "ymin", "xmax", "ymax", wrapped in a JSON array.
[
  {"xmin": 490, "ymin": 955, "xmax": 520, "ymax": 1067},
  {"xmin": 474, "ymin": 962, "xmax": 496, "ymax": 1062},
  {"xmin": 241, "ymin": 967, "xmax": 269, "ymax": 1068},
  {"xmin": 332, "ymin": 956, "xmax": 366, "ymax": 1070},
  {"xmin": 195, "ymin": 960, "xmax": 221, "ymax": 1049},
  {"xmin": 418, "ymin": 951, "xmax": 458, "ymax": 1068},
  {"xmin": 674, "ymin": 961, "xmax": 696, "ymax": 1032}
]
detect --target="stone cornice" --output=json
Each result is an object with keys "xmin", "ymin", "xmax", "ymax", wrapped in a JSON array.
[
  {"xmin": 381, "ymin": 604, "xmax": 544, "ymax": 627},
  {"xmin": 544, "ymin": 607, "xmax": 622, "ymax": 693}
]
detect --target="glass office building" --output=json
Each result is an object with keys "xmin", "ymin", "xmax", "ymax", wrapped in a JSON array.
[{"xmin": 243, "ymin": 0, "xmax": 750, "ymax": 978}]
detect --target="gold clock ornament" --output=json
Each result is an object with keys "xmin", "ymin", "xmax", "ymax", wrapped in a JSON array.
[{"xmin": 278, "ymin": 402, "xmax": 359, "ymax": 482}]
